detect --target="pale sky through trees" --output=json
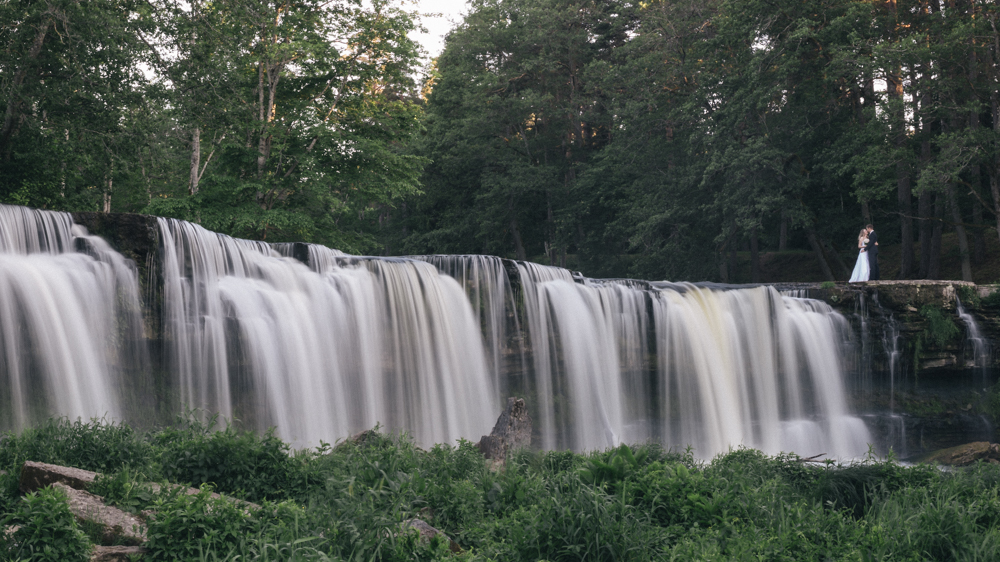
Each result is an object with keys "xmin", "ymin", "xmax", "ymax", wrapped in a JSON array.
[{"xmin": 410, "ymin": 0, "xmax": 467, "ymax": 58}]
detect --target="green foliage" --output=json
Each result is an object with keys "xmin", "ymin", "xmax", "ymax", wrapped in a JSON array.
[
  {"xmin": 7, "ymin": 419, "xmax": 1000, "ymax": 560},
  {"xmin": 980, "ymin": 384, "xmax": 1000, "ymax": 424},
  {"xmin": 920, "ymin": 305, "xmax": 961, "ymax": 348},
  {"xmin": 152, "ymin": 419, "xmax": 307, "ymax": 503},
  {"xmin": 89, "ymin": 468, "xmax": 156, "ymax": 515},
  {"xmin": 0, "ymin": 418, "xmax": 151, "ymax": 474},
  {"xmin": 0, "ymin": 487, "xmax": 91, "ymax": 562},
  {"xmin": 957, "ymin": 285, "xmax": 982, "ymax": 309},
  {"xmin": 144, "ymin": 485, "xmax": 256, "ymax": 561},
  {"xmin": 820, "ymin": 281, "xmax": 836, "ymax": 289},
  {"xmin": 982, "ymin": 288, "xmax": 1000, "ymax": 309}
]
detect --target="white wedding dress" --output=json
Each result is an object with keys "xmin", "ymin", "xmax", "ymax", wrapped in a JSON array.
[{"xmin": 849, "ymin": 239, "xmax": 870, "ymax": 282}]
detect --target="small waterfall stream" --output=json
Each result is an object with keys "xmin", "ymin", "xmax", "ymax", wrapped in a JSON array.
[{"xmin": 0, "ymin": 205, "xmax": 875, "ymax": 457}]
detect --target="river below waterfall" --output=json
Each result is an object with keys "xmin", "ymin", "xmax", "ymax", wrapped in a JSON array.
[{"xmin": 3, "ymin": 204, "xmax": 991, "ymax": 460}]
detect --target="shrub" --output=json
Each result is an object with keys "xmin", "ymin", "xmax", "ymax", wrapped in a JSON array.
[
  {"xmin": 956, "ymin": 284, "xmax": 981, "ymax": 309},
  {"xmin": 920, "ymin": 305, "xmax": 960, "ymax": 348},
  {"xmin": 982, "ymin": 287, "xmax": 1000, "ymax": 309},
  {"xmin": 89, "ymin": 468, "xmax": 156, "ymax": 515},
  {"xmin": 0, "ymin": 486, "xmax": 91, "ymax": 562},
  {"xmin": 145, "ymin": 485, "xmax": 256, "ymax": 561},
  {"xmin": 0, "ymin": 418, "xmax": 151, "ymax": 473},
  {"xmin": 154, "ymin": 422, "xmax": 304, "ymax": 502}
]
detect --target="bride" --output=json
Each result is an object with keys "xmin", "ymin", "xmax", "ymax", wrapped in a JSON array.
[{"xmin": 849, "ymin": 227, "xmax": 870, "ymax": 282}]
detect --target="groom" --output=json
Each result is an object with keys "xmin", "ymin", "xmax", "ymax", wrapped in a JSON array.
[{"xmin": 865, "ymin": 224, "xmax": 880, "ymax": 281}]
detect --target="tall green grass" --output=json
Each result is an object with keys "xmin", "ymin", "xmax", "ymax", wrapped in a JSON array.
[{"xmin": 2, "ymin": 419, "xmax": 1000, "ymax": 561}]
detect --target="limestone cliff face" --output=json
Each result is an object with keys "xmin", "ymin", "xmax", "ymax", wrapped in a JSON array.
[{"xmin": 776, "ymin": 280, "xmax": 1000, "ymax": 375}]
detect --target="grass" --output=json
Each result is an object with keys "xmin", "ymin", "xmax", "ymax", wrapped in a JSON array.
[{"xmin": 3, "ymin": 418, "xmax": 1000, "ymax": 560}]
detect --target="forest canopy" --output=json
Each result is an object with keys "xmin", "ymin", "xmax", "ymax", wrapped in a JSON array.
[{"xmin": 3, "ymin": 0, "xmax": 999, "ymax": 281}]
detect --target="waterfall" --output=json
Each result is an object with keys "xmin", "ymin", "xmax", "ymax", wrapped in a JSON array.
[
  {"xmin": 651, "ymin": 286, "xmax": 868, "ymax": 458},
  {"xmin": 514, "ymin": 268, "xmax": 869, "ymax": 458},
  {"xmin": 158, "ymin": 219, "xmax": 497, "ymax": 447},
  {"xmin": 956, "ymin": 296, "xmax": 990, "ymax": 374},
  {"xmin": 409, "ymin": 255, "xmax": 522, "ymax": 396},
  {"xmin": 0, "ymin": 205, "xmax": 144, "ymax": 429},
  {"xmin": 0, "ymin": 205, "xmax": 873, "ymax": 457}
]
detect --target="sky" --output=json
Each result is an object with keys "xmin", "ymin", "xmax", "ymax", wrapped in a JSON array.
[{"xmin": 409, "ymin": 0, "xmax": 468, "ymax": 59}]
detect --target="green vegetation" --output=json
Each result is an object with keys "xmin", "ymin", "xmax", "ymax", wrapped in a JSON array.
[
  {"xmin": 3, "ymin": 419, "xmax": 1000, "ymax": 560},
  {"xmin": 920, "ymin": 305, "xmax": 961, "ymax": 349},
  {"xmin": 957, "ymin": 285, "xmax": 982, "ymax": 310},
  {"xmin": 982, "ymin": 288, "xmax": 1000, "ymax": 309},
  {"xmin": 0, "ymin": 486, "xmax": 92, "ymax": 562},
  {"xmin": 5, "ymin": 0, "xmax": 1000, "ymax": 280}
]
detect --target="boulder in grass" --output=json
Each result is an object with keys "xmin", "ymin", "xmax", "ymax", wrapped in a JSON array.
[
  {"xmin": 918, "ymin": 442, "xmax": 1000, "ymax": 466},
  {"xmin": 19, "ymin": 461, "xmax": 98, "ymax": 494},
  {"xmin": 90, "ymin": 545, "xmax": 148, "ymax": 561},
  {"xmin": 401, "ymin": 518, "xmax": 462, "ymax": 553},
  {"xmin": 477, "ymin": 397, "xmax": 531, "ymax": 463},
  {"xmin": 51, "ymin": 482, "xmax": 146, "ymax": 546}
]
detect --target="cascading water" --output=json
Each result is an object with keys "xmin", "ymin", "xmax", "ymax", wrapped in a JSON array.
[
  {"xmin": 651, "ymin": 285, "xmax": 869, "ymax": 458},
  {"xmin": 0, "ymin": 205, "xmax": 145, "ymax": 429},
  {"xmin": 515, "ymin": 266, "xmax": 870, "ymax": 458},
  {"xmin": 1, "ymin": 204, "xmax": 874, "ymax": 458},
  {"xmin": 159, "ymin": 218, "xmax": 497, "ymax": 447},
  {"xmin": 956, "ymin": 296, "xmax": 990, "ymax": 375},
  {"xmin": 409, "ymin": 255, "xmax": 522, "ymax": 396}
]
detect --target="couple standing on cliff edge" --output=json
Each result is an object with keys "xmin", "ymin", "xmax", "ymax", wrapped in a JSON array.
[{"xmin": 849, "ymin": 224, "xmax": 879, "ymax": 283}]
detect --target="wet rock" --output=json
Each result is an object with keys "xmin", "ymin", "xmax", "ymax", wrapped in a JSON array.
[
  {"xmin": 19, "ymin": 461, "xmax": 98, "ymax": 494},
  {"xmin": 401, "ymin": 518, "xmax": 461, "ymax": 553},
  {"xmin": 90, "ymin": 545, "xmax": 148, "ymax": 561},
  {"xmin": 477, "ymin": 397, "xmax": 531, "ymax": 463},
  {"xmin": 918, "ymin": 441, "xmax": 1000, "ymax": 466},
  {"xmin": 52, "ymin": 482, "xmax": 146, "ymax": 545}
]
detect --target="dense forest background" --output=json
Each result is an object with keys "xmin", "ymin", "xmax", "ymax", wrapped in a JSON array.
[{"xmin": 4, "ymin": 0, "xmax": 1000, "ymax": 282}]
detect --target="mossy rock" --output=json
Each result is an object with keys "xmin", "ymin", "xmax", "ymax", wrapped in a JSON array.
[{"xmin": 916, "ymin": 441, "xmax": 1000, "ymax": 466}]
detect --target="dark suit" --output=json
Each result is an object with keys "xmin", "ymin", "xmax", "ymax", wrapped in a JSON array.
[{"xmin": 866, "ymin": 230, "xmax": 879, "ymax": 280}]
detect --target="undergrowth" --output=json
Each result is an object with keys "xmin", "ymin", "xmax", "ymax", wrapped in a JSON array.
[{"xmin": 2, "ymin": 418, "xmax": 1000, "ymax": 560}]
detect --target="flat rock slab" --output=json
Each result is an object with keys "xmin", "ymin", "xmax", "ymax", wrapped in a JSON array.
[
  {"xmin": 19, "ymin": 460, "xmax": 259, "ymax": 512},
  {"xmin": 91, "ymin": 545, "xmax": 148, "ymax": 561},
  {"xmin": 20, "ymin": 461, "xmax": 98, "ymax": 494},
  {"xmin": 52, "ymin": 482, "xmax": 146, "ymax": 545},
  {"xmin": 918, "ymin": 441, "xmax": 1000, "ymax": 466}
]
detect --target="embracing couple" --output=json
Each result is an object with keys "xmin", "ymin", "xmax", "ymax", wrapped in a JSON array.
[{"xmin": 849, "ymin": 224, "xmax": 879, "ymax": 283}]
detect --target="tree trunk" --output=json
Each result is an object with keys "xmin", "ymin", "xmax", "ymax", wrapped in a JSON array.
[
  {"xmin": 991, "ymin": 172, "xmax": 1000, "ymax": 245},
  {"xmin": 821, "ymin": 238, "xmax": 851, "ymax": 280},
  {"xmin": 103, "ymin": 176, "xmax": 112, "ymax": 213},
  {"xmin": 189, "ymin": 127, "xmax": 201, "ymax": 195},
  {"xmin": 805, "ymin": 227, "xmax": 835, "ymax": 281},
  {"xmin": 918, "ymin": 187, "xmax": 933, "ymax": 278},
  {"xmin": 749, "ymin": 227, "xmax": 760, "ymax": 283},
  {"xmin": 972, "ymin": 194, "xmax": 986, "ymax": 264},
  {"xmin": 946, "ymin": 184, "xmax": 974, "ymax": 281},
  {"xmin": 887, "ymin": 0, "xmax": 914, "ymax": 279},
  {"xmin": 929, "ymin": 192, "xmax": 944, "ymax": 279},
  {"xmin": 896, "ymin": 169, "xmax": 914, "ymax": 279},
  {"xmin": 778, "ymin": 211, "xmax": 788, "ymax": 252},
  {"xmin": 0, "ymin": 14, "xmax": 52, "ymax": 157},
  {"xmin": 510, "ymin": 217, "xmax": 526, "ymax": 261}
]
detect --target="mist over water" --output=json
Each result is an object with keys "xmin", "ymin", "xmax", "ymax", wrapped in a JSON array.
[{"xmin": 0, "ymin": 205, "xmax": 871, "ymax": 458}]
